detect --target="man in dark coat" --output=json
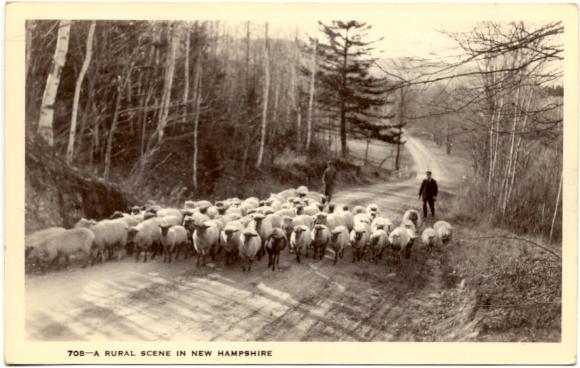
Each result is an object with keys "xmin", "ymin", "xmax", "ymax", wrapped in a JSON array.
[
  {"xmin": 322, "ymin": 161, "xmax": 337, "ymax": 203},
  {"xmin": 419, "ymin": 170, "xmax": 438, "ymax": 218}
]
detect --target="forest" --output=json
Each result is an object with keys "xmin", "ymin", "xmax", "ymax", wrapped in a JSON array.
[{"xmin": 26, "ymin": 19, "xmax": 563, "ymax": 241}]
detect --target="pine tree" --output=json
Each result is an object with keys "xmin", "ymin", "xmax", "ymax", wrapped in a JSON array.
[{"xmin": 315, "ymin": 21, "xmax": 395, "ymax": 157}]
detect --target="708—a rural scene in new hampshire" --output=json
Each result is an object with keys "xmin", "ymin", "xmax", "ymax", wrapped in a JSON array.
[{"xmin": 25, "ymin": 18, "xmax": 563, "ymax": 342}]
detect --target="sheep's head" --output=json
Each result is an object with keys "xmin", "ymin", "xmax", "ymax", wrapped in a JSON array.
[
  {"xmin": 127, "ymin": 227, "xmax": 139, "ymax": 242},
  {"xmin": 130, "ymin": 206, "xmax": 141, "ymax": 215},
  {"xmin": 264, "ymin": 208, "xmax": 274, "ymax": 215},
  {"xmin": 196, "ymin": 222, "xmax": 211, "ymax": 232},
  {"xmin": 330, "ymin": 229, "xmax": 342, "ymax": 241},
  {"xmin": 159, "ymin": 224, "xmax": 172, "ymax": 236},
  {"xmin": 315, "ymin": 212, "xmax": 327, "ymax": 224},
  {"xmin": 224, "ymin": 228, "xmax": 239, "ymax": 242},
  {"xmin": 328, "ymin": 203, "xmax": 336, "ymax": 213},
  {"xmin": 242, "ymin": 229, "xmax": 259, "ymax": 244},
  {"xmin": 375, "ymin": 223, "xmax": 385, "ymax": 230},
  {"xmin": 144, "ymin": 211, "xmax": 156, "ymax": 220}
]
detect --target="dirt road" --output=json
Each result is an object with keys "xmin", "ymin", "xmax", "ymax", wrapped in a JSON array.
[{"xmin": 26, "ymin": 134, "xmax": 478, "ymax": 341}]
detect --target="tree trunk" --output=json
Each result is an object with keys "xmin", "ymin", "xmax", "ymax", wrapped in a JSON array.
[
  {"xmin": 66, "ymin": 21, "xmax": 96, "ymax": 164},
  {"xmin": 255, "ymin": 23, "xmax": 269, "ymax": 168},
  {"xmin": 306, "ymin": 38, "xmax": 317, "ymax": 151},
  {"xmin": 364, "ymin": 135, "xmax": 371, "ymax": 165},
  {"xmin": 37, "ymin": 20, "xmax": 72, "ymax": 146},
  {"xmin": 395, "ymin": 134, "xmax": 401, "ymax": 170},
  {"xmin": 103, "ymin": 80, "xmax": 123, "ymax": 180},
  {"xmin": 183, "ymin": 26, "xmax": 191, "ymax": 124},
  {"xmin": 157, "ymin": 25, "xmax": 179, "ymax": 144},
  {"xmin": 25, "ymin": 21, "xmax": 34, "ymax": 81},
  {"xmin": 549, "ymin": 171, "xmax": 563, "ymax": 242},
  {"xmin": 192, "ymin": 47, "xmax": 203, "ymax": 191},
  {"xmin": 339, "ymin": 29, "xmax": 349, "ymax": 157}
]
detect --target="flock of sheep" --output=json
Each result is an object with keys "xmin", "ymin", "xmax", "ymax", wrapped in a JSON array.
[{"xmin": 25, "ymin": 185, "xmax": 453, "ymax": 273}]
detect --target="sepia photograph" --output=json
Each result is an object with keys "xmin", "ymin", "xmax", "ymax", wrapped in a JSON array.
[{"xmin": 4, "ymin": 2, "xmax": 578, "ymax": 365}]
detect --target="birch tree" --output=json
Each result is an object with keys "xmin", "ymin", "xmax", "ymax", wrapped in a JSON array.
[
  {"xmin": 305, "ymin": 38, "xmax": 317, "ymax": 151},
  {"xmin": 157, "ymin": 24, "xmax": 180, "ymax": 143},
  {"xmin": 66, "ymin": 21, "xmax": 96, "ymax": 164},
  {"xmin": 37, "ymin": 20, "xmax": 72, "ymax": 146},
  {"xmin": 255, "ymin": 22, "xmax": 270, "ymax": 168}
]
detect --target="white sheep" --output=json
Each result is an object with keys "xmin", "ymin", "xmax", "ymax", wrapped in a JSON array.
[
  {"xmin": 421, "ymin": 227, "xmax": 437, "ymax": 253},
  {"xmin": 354, "ymin": 213, "xmax": 372, "ymax": 227},
  {"xmin": 337, "ymin": 210, "xmax": 355, "ymax": 232},
  {"xmin": 248, "ymin": 213, "xmax": 274, "ymax": 260},
  {"xmin": 388, "ymin": 226, "xmax": 413, "ymax": 264},
  {"xmin": 302, "ymin": 204, "xmax": 320, "ymax": 216},
  {"xmin": 353, "ymin": 205, "xmax": 366, "ymax": 214},
  {"xmin": 433, "ymin": 220, "xmax": 453, "ymax": 244},
  {"xmin": 371, "ymin": 216, "xmax": 393, "ymax": 234},
  {"xmin": 26, "ymin": 228, "xmax": 95, "ymax": 271},
  {"xmin": 366, "ymin": 203, "xmax": 379, "ymax": 220},
  {"xmin": 193, "ymin": 220, "xmax": 220, "ymax": 267},
  {"xmin": 157, "ymin": 208, "xmax": 184, "ymax": 223},
  {"xmin": 75, "ymin": 218, "xmax": 129, "ymax": 262},
  {"xmin": 25, "ymin": 227, "xmax": 66, "ymax": 255},
  {"xmin": 329, "ymin": 225, "xmax": 349, "ymax": 265},
  {"xmin": 266, "ymin": 213, "xmax": 283, "ymax": 229},
  {"xmin": 238, "ymin": 228, "xmax": 262, "ymax": 272},
  {"xmin": 128, "ymin": 217, "xmax": 165, "ymax": 262},
  {"xmin": 402, "ymin": 209, "xmax": 422, "ymax": 230},
  {"xmin": 289, "ymin": 224, "xmax": 312, "ymax": 263},
  {"xmin": 369, "ymin": 229, "xmax": 389, "ymax": 264},
  {"xmin": 277, "ymin": 188, "xmax": 298, "ymax": 200},
  {"xmin": 222, "ymin": 220, "xmax": 244, "ymax": 265},
  {"xmin": 159, "ymin": 224, "xmax": 188, "ymax": 263}
]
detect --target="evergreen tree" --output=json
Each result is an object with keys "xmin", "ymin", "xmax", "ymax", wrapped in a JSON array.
[{"xmin": 315, "ymin": 21, "xmax": 396, "ymax": 157}]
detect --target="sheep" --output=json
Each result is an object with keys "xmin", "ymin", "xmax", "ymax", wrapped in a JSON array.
[
  {"xmin": 193, "ymin": 220, "xmax": 220, "ymax": 267},
  {"xmin": 433, "ymin": 220, "xmax": 453, "ymax": 244},
  {"xmin": 304, "ymin": 191, "xmax": 325, "ymax": 204},
  {"xmin": 314, "ymin": 212, "xmax": 343, "ymax": 231},
  {"xmin": 128, "ymin": 217, "xmax": 165, "ymax": 262},
  {"xmin": 222, "ymin": 220, "xmax": 244, "ymax": 265},
  {"xmin": 337, "ymin": 210, "xmax": 355, "ymax": 231},
  {"xmin": 354, "ymin": 213, "xmax": 372, "ymax": 227},
  {"xmin": 238, "ymin": 215, "xmax": 254, "ymax": 228},
  {"xmin": 421, "ymin": 227, "xmax": 437, "ymax": 253},
  {"xmin": 75, "ymin": 218, "xmax": 129, "ymax": 262},
  {"xmin": 388, "ymin": 226, "xmax": 413, "ymax": 264},
  {"xmin": 350, "ymin": 223, "xmax": 371, "ymax": 262},
  {"xmin": 159, "ymin": 225, "xmax": 188, "ymax": 263},
  {"xmin": 225, "ymin": 206, "xmax": 243, "ymax": 216},
  {"xmin": 239, "ymin": 228, "xmax": 262, "ymax": 272},
  {"xmin": 296, "ymin": 186, "xmax": 309, "ymax": 198},
  {"xmin": 277, "ymin": 188, "xmax": 298, "ymax": 200},
  {"xmin": 157, "ymin": 208, "xmax": 184, "ymax": 222},
  {"xmin": 265, "ymin": 198, "xmax": 283, "ymax": 211},
  {"xmin": 326, "ymin": 203, "xmax": 337, "ymax": 213},
  {"xmin": 25, "ymin": 227, "xmax": 66, "ymax": 252},
  {"xmin": 329, "ymin": 225, "xmax": 349, "ymax": 265},
  {"xmin": 369, "ymin": 229, "xmax": 389, "ymax": 264},
  {"xmin": 275, "ymin": 208, "xmax": 297, "ymax": 218},
  {"xmin": 248, "ymin": 213, "xmax": 274, "ymax": 260},
  {"xmin": 402, "ymin": 209, "xmax": 422, "ymax": 230},
  {"xmin": 26, "ymin": 228, "xmax": 95, "ymax": 271},
  {"xmin": 206, "ymin": 206, "xmax": 219, "ymax": 219},
  {"xmin": 243, "ymin": 197, "xmax": 260, "ymax": 209},
  {"xmin": 353, "ymin": 205, "xmax": 366, "ymax": 214},
  {"xmin": 184, "ymin": 200, "xmax": 196, "ymax": 210},
  {"xmin": 266, "ymin": 228, "xmax": 287, "ymax": 271},
  {"xmin": 302, "ymin": 204, "xmax": 320, "ymax": 216},
  {"xmin": 401, "ymin": 219, "xmax": 416, "ymax": 233},
  {"xmin": 266, "ymin": 213, "xmax": 283, "ymax": 229},
  {"xmin": 311, "ymin": 224, "xmax": 331, "ymax": 260},
  {"xmin": 366, "ymin": 203, "xmax": 380, "ymax": 220},
  {"xmin": 371, "ymin": 216, "xmax": 393, "ymax": 234},
  {"xmin": 289, "ymin": 225, "xmax": 312, "ymax": 263}
]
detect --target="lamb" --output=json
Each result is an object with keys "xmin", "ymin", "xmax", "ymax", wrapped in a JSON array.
[
  {"xmin": 329, "ymin": 226, "xmax": 349, "ymax": 265},
  {"xmin": 239, "ymin": 228, "xmax": 262, "ymax": 272},
  {"xmin": 159, "ymin": 224, "xmax": 188, "ymax": 263},
  {"xmin": 311, "ymin": 224, "xmax": 331, "ymax": 260},
  {"xmin": 421, "ymin": 227, "xmax": 437, "ymax": 253},
  {"xmin": 369, "ymin": 229, "xmax": 389, "ymax": 265},
  {"xmin": 289, "ymin": 225, "xmax": 312, "ymax": 263},
  {"xmin": 388, "ymin": 226, "xmax": 413, "ymax": 264},
  {"xmin": 26, "ymin": 228, "xmax": 95, "ymax": 271},
  {"xmin": 222, "ymin": 220, "xmax": 244, "ymax": 265},
  {"xmin": 266, "ymin": 228, "xmax": 287, "ymax": 271},
  {"xmin": 402, "ymin": 209, "xmax": 422, "ymax": 230},
  {"xmin": 193, "ymin": 220, "xmax": 220, "ymax": 267},
  {"xmin": 433, "ymin": 220, "xmax": 453, "ymax": 243},
  {"xmin": 350, "ymin": 223, "xmax": 370, "ymax": 262},
  {"xmin": 371, "ymin": 216, "xmax": 393, "ymax": 234}
]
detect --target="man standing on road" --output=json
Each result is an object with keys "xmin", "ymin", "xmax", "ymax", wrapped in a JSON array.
[
  {"xmin": 419, "ymin": 170, "xmax": 438, "ymax": 218},
  {"xmin": 322, "ymin": 161, "xmax": 337, "ymax": 204}
]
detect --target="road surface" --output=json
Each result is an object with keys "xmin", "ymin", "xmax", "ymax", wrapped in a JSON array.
[{"xmin": 25, "ymin": 134, "xmax": 477, "ymax": 342}]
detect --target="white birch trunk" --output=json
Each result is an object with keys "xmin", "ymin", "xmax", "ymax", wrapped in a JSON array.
[
  {"xmin": 549, "ymin": 172, "xmax": 563, "ymax": 241},
  {"xmin": 66, "ymin": 21, "xmax": 96, "ymax": 164},
  {"xmin": 255, "ymin": 22, "xmax": 269, "ymax": 168},
  {"xmin": 157, "ymin": 25, "xmax": 179, "ymax": 143},
  {"xmin": 192, "ymin": 48, "xmax": 203, "ymax": 191},
  {"xmin": 183, "ymin": 26, "xmax": 191, "ymax": 124},
  {"xmin": 38, "ymin": 20, "xmax": 72, "ymax": 146},
  {"xmin": 306, "ymin": 38, "xmax": 317, "ymax": 151}
]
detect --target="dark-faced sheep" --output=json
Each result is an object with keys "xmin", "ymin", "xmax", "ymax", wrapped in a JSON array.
[
  {"xmin": 329, "ymin": 225, "xmax": 349, "ymax": 265},
  {"xmin": 311, "ymin": 224, "xmax": 331, "ymax": 260},
  {"xmin": 266, "ymin": 228, "xmax": 287, "ymax": 271},
  {"xmin": 159, "ymin": 224, "xmax": 188, "ymax": 263},
  {"xmin": 289, "ymin": 225, "xmax": 312, "ymax": 263},
  {"xmin": 369, "ymin": 229, "xmax": 389, "ymax": 264},
  {"xmin": 402, "ymin": 209, "xmax": 422, "ymax": 230},
  {"xmin": 222, "ymin": 220, "xmax": 244, "ymax": 265},
  {"xmin": 421, "ymin": 227, "xmax": 437, "ymax": 253},
  {"xmin": 350, "ymin": 223, "xmax": 370, "ymax": 262},
  {"xmin": 433, "ymin": 220, "xmax": 453, "ymax": 244},
  {"xmin": 193, "ymin": 220, "xmax": 220, "ymax": 267}
]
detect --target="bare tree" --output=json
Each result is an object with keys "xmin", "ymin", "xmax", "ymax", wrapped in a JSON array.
[
  {"xmin": 37, "ymin": 20, "xmax": 71, "ymax": 146},
  {"xmin": 305, "ymin": 38, "xmax": 317, "ymax": 151},
  {"xmin": 66, "ymin": 21, "xmax": 96, "ymax": 164},
  {"xmin": 255, "ymin": 22, "xmax": 270, "ymax": 168}
]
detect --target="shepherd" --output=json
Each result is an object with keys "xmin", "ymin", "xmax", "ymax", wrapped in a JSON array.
[
  {"xmin": 419, "ymin": 170, "xmax": 438, "ymax": 218},
  {"xmin": 322, "ymin": 161, "xmax": 337, "ymax": 204}
]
